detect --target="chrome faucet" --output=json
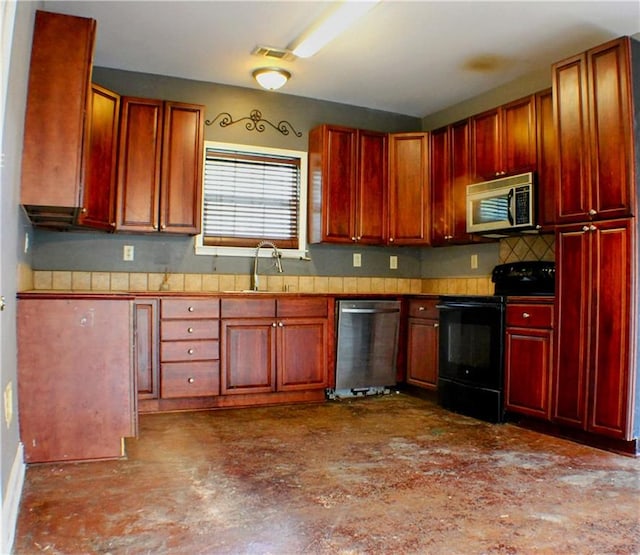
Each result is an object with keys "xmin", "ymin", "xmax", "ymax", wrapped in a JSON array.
[{"xmin": 252, "ymin": 240, "xmax": 283, "ymax": 291}]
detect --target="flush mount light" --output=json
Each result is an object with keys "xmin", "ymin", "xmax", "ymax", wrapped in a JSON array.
[{"xmin": 252, "ymin": 67, "xmax": 291, "ymax": 91}]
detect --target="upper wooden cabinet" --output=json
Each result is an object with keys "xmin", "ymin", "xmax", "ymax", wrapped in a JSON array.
[
  {"xmin": 20, "ymin": 10, "xmax": 96, "ymax": 227},
  {"xmin": 77, "ymin": 84, "xmax": 121, "ymax": 231},
  {"xmin": 430, "ymin": 120, "xmax": 475, "ymax": 245},
  {"xmin": 471, "ymin": 94, "xmax": 537, "ymax": 181},
  {"xmin": 116, "ymin": 98, "xmax": 205, "ymax": 234},
  {"xmin": 535, "ymin": 88, "xmax": 557, "ymax": 231},
  {"xmin": 388, "ymin": 132, "xmax": 431, "ymax": 245},
  {"xmin": 308, "ymin": 125, "xmax": 388, "ymax": 244},
  {"xmin": 552, "ymin": 37, "xmax": 636, "ymax": 224}
]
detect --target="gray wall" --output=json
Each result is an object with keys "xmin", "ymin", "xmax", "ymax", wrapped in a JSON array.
[{"xmin": 2, "ymin": 1, "xmax": 36, "ymax": 551}]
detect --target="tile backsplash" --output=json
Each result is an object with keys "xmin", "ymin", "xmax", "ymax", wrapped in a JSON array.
[{"xmin": 498, "ymin": 235, "xmax": 555, "ymax": 264}]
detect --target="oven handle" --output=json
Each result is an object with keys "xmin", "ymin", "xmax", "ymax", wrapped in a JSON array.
[{"xmin": 436, "ymin": 302, "xmax": 503, "ymax": 310}]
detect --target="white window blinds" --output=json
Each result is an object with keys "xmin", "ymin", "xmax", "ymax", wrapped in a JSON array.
[{"xmin": 202, "ymin": 147, "xmax": 301, "ymax": 249}]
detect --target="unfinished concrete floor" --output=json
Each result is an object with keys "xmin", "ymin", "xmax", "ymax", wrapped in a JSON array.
[{"xmin": 14, "ymin": 394, "xmax": 640, "ymax": 554}]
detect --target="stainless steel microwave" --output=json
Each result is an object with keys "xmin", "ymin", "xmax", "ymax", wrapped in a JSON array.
[{"xmin": 466, "ymin": 172, "xmax": 535, "ymax": 235}]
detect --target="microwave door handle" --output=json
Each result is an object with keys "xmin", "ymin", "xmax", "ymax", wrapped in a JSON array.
[{"xmin": 507, "ymin": 189, "xmax": 514, "ymax": 226}]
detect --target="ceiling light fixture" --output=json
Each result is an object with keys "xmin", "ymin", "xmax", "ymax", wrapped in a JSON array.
[
  {"xmin": 290, "ymin": 0, "xmax": 381, "ymax": 59},
  {"xmin": 252, "ymin": 67, "xmax": 291, "ymax": 91}
]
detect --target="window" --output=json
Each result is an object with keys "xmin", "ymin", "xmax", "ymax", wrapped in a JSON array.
[{"xmin": 195, "ymin": 141, "xmax": 307, "ymax": 258}]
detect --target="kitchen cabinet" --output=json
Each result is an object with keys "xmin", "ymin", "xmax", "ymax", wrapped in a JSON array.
[
  {"xmin": 134, "ymin": 298, "xmax": 159, "ymax": 400},
  {"xmin": 388, "ymin": 132, "xmax": 431, "ymax": 245},
  {"xmin": 535, "ymin": 88, "xmax": 557, "ymax": 231},
  {"xmin": 430, "ymin": 119, "xmax": 475, "ymax": 245},
  {"xmin": 471, "ymin": 94, "xmax": 537, "ymax": 181},
  {"xmin": 554, "ymin": 219, "xmax": 635, "ymax": 439},
  {"xmin": 116, "ymin": 97, "xmax": 205, "ymax": 234},
  {"xmin": 78, "ymin": 84, "xmax": 121, "ymax": 230},
  {"xmin": 20, "ymin": 10, "xmax": 96, "ymax": 227},
  {"xmin": 308, "ymin": 125, "xmax": 388, "ymax": 244},
  {"xmin": 17, "ymin": 296, "xmax": 136, "ymax": 463},
  {"xmin": 220, "ymin": 297, "xmax": 330, "ymax": 395},
  {"xmin": 552, "ymin": 37, "xmax": 636, "ymax": 224},
  {"xmin": 504, "ymin": 299, "xmax": 554, "ymax": 420},
  {"xmin": 406, "ymin": 299, "xmax": 439, "ymax": 390},
  {"xmin": 160, "ymin": 298, "xmax": 220, "ymax": 398}
]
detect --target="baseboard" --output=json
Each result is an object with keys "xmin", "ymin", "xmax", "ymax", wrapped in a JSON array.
[{"xmin": 1, "ymin": 442, "xmax": 25, "ymax": 555}]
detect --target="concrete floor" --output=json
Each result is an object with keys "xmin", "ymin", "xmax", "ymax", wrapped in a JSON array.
[{"xmin": 14, "ymin": 394, "xmax": 640, "ymax": 554}]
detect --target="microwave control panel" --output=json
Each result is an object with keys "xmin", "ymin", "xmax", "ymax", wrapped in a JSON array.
[{"xmin": 514, "ymin": 185, "xmax": 531, "ymax": 225}]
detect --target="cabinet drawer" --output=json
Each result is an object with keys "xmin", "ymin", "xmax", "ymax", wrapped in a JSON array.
[
  {"xmin": 161, "ymin": 340, "xmax": 219, "ymax": 362},
  {"xmin": 161, "ymin": 319, "xmax": 219, "ymax": 341},
  {"xmin": 161, "ymin": 299, "xmax": 219, "ymax": 319},
  {"xmin": 221, "ymin": 297, "xmax": 276, "ymax": 318},
  {"xmin": 506, "ymin": 304, "xmax": 553, "ymax": 328},
  {"xmin": 161, "ymin": 361, "xmax": 220, "ymax": 398},
  {"xmin": 277, "ymin": 297, "xmax": 328, "ymax": 318},
  {"xmin": 408, "ymin": 299, "xmax": 439, "ymax": 319}
]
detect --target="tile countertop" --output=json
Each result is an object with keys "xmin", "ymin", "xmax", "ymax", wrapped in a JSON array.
[{"xmin": 17, "ymin": 291, "xmax": 442, "ymax": 299}]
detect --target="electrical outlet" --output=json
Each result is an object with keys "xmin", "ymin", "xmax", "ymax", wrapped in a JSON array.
[
  {"xmin": 24, "ymin": 232, "xmax": 30, "ymax": 254},
  {"xmin": 123, "ymin": 245, "xmax": 135, "ymax": 261},
  {"xmin": 353, "ymin": 253, "xmax": 362, "ymax": 267},
  {"xmin": 4, "ymin": 382, "xmax": 13, "ymax": 429},
  {"xmin": 471, "ymin": 254, "xmax": 478, "ymax": 269},
  {"xmin": 389, "ymin": 255, "xmax": 398, "ymax": 270}
]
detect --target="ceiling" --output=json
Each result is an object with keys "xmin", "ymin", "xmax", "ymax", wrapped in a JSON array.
[{"xmin": 44, "ymin": 1, "xmax": 640, "ymax": 118}]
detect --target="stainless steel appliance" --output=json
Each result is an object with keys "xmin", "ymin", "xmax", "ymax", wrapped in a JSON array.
[
  {"xmin": 330, "ymin": 300, "xmax": 401, "ymax": 399},
  {"xmin": 466, "ymin": 172, "xmax": 535, "ymax": 236},
  {"xmin": 436, "ymin": 261, "xmax": 555, "ymax": 423}
]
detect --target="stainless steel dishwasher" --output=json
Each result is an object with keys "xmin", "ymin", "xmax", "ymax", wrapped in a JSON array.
[{"xmin": 329, "ymin": 299, "xmax": 402, "ymax": 399}]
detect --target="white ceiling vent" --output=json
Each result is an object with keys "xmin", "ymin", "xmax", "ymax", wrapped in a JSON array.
[{"xmin": 251, "ymin": 45, "xmax": 296, "ymax": 62}]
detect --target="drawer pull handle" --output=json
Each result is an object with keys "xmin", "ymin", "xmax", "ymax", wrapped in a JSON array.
[
  {"xmin": 187, "ymin": 327, "xmax": 194, "ymax": 333},
  {"xmin": 522, "ymin": 312, "xmax": 531, "ymax": 319},
  {"xmin": 188, "ymin": 306, "xmax": 194, "ymax": 312},
  {"xmin": 418, "ymin": 306, "xmax": 425, "ymax": 311},
  {"xmin": 187, "ymin": 348, "xmax": 194, "ymax": 355},
  {"xmin": 434, "ymin": 323, "xmax": 439, "ymax": 328},
  {"xmin": 187, "ymin": 377, "xmax": 195, "ymax": 384}
]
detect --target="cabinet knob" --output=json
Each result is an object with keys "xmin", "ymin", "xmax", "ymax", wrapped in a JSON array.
[
  {"xmin": 389, "ymin": 237, "xmax": 394, "ymax": 243},
  {"xmin": 187, "ymin": 348, "xmax": 194, "ymax": 355},
  {"xmin": 187, "ymin": 377, "xmax": 195, "ymax": 384},
  {"xmin": 418, "ymin": 306, "xmax": 425, "ymax": 311},
  {"xmin": 351, "ymin": 237, "xmax": 357, "ymax": 241},
  {"xmin": 522, "ymin": 312, "xmax": 530, "ymax": 319},
  {"xmin": 161, "ymin": 224, "xmax": 166, "ymax": 230},
  {"xmin": 278, "ymin": 322, "xmax": 284, "ymax": 327},
  {"xmin": 582, "ymin": 225, "xmax": 590, "ymax": 232},
  {"xmin": 589, "ymin": 225, "xmax": 597, "ymax": 232},
  {"xmin": 589, "ymin": 209, "xmax": 597, "ymax": 216},
  {"xmin": 187, "ymin": 327, "xmax": 194, "ymax": 333},
  {"xmin": 188, "ymin": 306, "xmax": 194, "ymax": 312},
  {"xmin": 272, "ymin": 322, "xmax": 277, "ymax": 327},
  {"xmin": 434, "ymin": 323, "xmax": 439, "ymax": 328}
]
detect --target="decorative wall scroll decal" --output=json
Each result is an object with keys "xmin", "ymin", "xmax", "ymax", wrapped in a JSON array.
[{"xmin": 205, "ymin": 109, "xmax": 302, "ymax": 137}]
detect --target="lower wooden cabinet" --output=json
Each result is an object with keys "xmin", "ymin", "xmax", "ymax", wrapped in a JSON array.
[
  {"xmin": 504, "ymin": 299, "xmax": 554, "ymax": 420},
  {"xmin": 17, "ymin": 296, "xmax": 136, "ymax": 463},
  {"xmin": 406, "ymin": 298, "xmax": 439, "ymax": 390}
]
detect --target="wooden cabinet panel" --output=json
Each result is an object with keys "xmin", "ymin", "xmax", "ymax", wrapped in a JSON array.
[
  {"xmin": 505, "ymin": 328, "xmax": 552, "ymax": 419},
  {"xmin": 450, "ymin": 120, "xmax": 474, "ymax": 242},
  {"xmin": 506, "ymin": 303, "xmax": 553, "ymax": 328},
  {"xmin": 356, "ymin": 130, "xmax": 388, "ymax": 244},
  {"xmin": 278, "ymin": 319, "xmax": 329, "ymax": 391},
  {"xmin": 18, "ymin": 298, "xmax": 136, "ymax": 463},
  {"xmin": 134, "ymin": 298, "xmax": 159, "ymax": 400},
  {"xmin": 20, "ymin": 11, "xmax": 96, "ymax": 226},
  {"xmin": 221, "ymin": 297, "xmax": 276, "ymax": 318},
  {"xmin": 535, "ymin": 88, "xmax": 557, "ymax": 231},
  {"xmin": 161, "ymin": 319, "xmax": 219, "ymax": 341},
  {"xmin": 388, "ymin": 132, "xmax": 430, "ymax": 245},
  {"xmin": 277, "ymin": 297, "xmax": 328, "ymax": 318},
  {"xmin": 78, "ymin": 84, "xmax": 120, "ymax": 230},
  {"xmin": 116, "ymin": 98, "xmax": 204, "ymax": 234},
  {"xmin": 221, "ymin": 319, "xmax": 277, "ymax": 394},
  {"xmin": 472, "ymin": 108, "xmax": 501, "ymax": 179},
  {"xmin": 162, "ymin": 298, "xmax": 219, "ymax": 319},
  {"xmin": 161, "ymin": 340, "xmax": 219, "ymax": 362},
  {"xmin": 161, "ymin": 361, "xmax": 220, "ymax": 398},
  {"xmin": 406, "ymin": 318, "xmax": 439, "ymax": 390},
  {"xmin": 554, "ymin": 219, "xmax": 635, "ymax": 439}
]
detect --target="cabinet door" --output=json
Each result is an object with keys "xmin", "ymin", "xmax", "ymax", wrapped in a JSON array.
[
  {"xmin": 406, "ymin": 318, "xmax": 439, "ymax": 389},
  {"xmin": 388, "ymin": 132, "xmax": 430, "ymax": 245},
  {"xmin": 471, "ymin": 108, "xmax": 501, "ymax": 180},
  {"xmin": 553, "ymin": 53, "xmax": 591, "ymax": 223},
  {"xmin": 78, "ymin": 84, "xmax": 120, "ymax": 230},
  {"xmin": 356, "ymin": 130, "xmax": 388, "ymax": 244},
  {"xmin": 535, "ymin": 88, "xmax": 556, "ymax": 231},
  {"xmin": 308, "ymin": 125, "xmax": 357, "ymax": 243},
  {"xmin": 505, "ymin": 327, "xmax": 552, "ymax": 419},
  {"xmin": 220, "ymin": 319, "xmax": 276, "ymax": 394},
  {"xmin": 450, "ymin": 119, "xmax": 474, "ymax": 243},
  {"xmin": 160, "ymin": 101, "xmax": 205, "ymax": 234},
  {"xmin": 17, "ymin": 299, "xmax": 135, "ymax": 463},
  {"xmin": 21, "ymin": 11, "xmax": 96, "ymax": 220},
  {"xmin": 501, "ymin": 95, "xmax": 537, "ymax": 175},
  {"xmin": 277, "ymin": 318, "xmax": 328, "ymax": 391},
  {"xmin": 587, "ymin": 38, "xmax": 634, "ymax": 220},
  {"xmin": 134, "ymin": 298, "xmax": 159, "ymax": 400},
  {"xmin": 116, "ymin": 97, "xmax": 164, "ymax": 232},
  {"xmin": 588, "ymin": 219, "xmax": 632, "ymax": 438},
  {"xmin": 430, "ymin": 126, "xmax": 450, "ymax": 246}
]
